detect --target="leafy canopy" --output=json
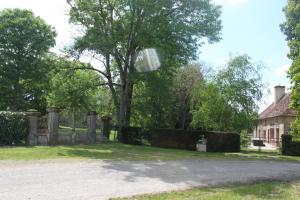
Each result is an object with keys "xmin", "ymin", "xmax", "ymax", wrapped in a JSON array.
[
  {"xmin": 67, "ymin": 0, "xmax": 222, "ymax": 131},
  {"xmin": 281, "ymin": 0, "xmax": 300, "ymax": 137},
  {"xmin": 191, "ymin": 55, "xmax": 264, "ymax": 133},
  {"xmin": 0, "ymin": 8, "xmax": 56, "ymax": 111}
]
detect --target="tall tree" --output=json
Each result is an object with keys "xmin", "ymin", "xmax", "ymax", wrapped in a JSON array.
[
  {"xmin": 0, "ymin": 9, "xmax": 56, "ymax": 111},
  {"xmin": 67, "ymin": 0, "xmax": 222, "ymax": 139},
  {"xmin": 174, "ymin": 64, "xmax": 204, "ymax": 129},
  {"xmin": 281, "ymin": 0, "xmax": 300, "ymax": 137},
  {"xmin": 191, "ymin": 55, "xmax": 264, "ymax": 133}
]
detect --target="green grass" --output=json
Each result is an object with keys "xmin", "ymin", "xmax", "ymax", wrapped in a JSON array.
[
  {"xmin": 113, "ymin": 181, "xmax": 300, "ymax": 200},
  {"xmin": 58, "ymin": 126, "xmax": 88, "ymax": 134},
  {"xmin": 0, "ymin": 143, "xmax": 300, "ymax": 161},
  {"xmin": 59, "ymin": 126, "xmax": 118, "ymax": 140}
]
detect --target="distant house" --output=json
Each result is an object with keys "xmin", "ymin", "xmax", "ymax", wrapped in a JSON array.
[{"xmin": 253, "ymin": 86, "xmax": 297, "ymax": 147}]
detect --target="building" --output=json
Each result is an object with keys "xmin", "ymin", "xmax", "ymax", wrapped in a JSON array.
[{"xmin": 253, "ymin": 86, "xmax": 297, "ymax": 147}]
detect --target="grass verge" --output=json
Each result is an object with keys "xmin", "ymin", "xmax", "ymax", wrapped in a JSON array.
[
  {"xmin": 112, "ymin": 181, "xmax": 300, "ymax": 200},
  {"xmin": 0, "ymin": 143, "xmax": 300, "ymax": 162}
]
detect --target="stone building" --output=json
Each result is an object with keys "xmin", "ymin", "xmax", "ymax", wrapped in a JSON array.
[{"xmin": 253, "ymin": 86, "xmax": 297, "ymax": 147}]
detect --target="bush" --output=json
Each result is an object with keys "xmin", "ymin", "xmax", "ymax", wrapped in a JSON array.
[
  {"xmin": 149, "ymin": 129, "xmax": 240, "ymax": 152},
  {"xmin": 282, "ymin": 134, "xmax": 300, "ymax": 156},
  {"xmin": 0, "ymin": 111, "xmax": 29, "ymax": 145}
]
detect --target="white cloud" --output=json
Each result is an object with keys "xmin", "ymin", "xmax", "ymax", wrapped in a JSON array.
[
  {"xmin": 274, "ymin": 64, "xmax": 290, "ymax": 77},
  {"xmin": 213, "ymin": 0, "xmax": 249, "ymax": 6}
]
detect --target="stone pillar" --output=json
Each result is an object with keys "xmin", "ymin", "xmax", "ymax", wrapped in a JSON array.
[
  {"xmin": 26, "ymin": 111, "xmax": 40, "ymax": 145},
  {"xmin": 87, "ymin": 111, "xmax": 97, "ymax": 143},
  {"xmin": 102, "ymin": 116, "xmax": 112, "ymax": 140},
  {"xmin": 48, "ymin": 107, "xmax": 60, "ymax": 145}
]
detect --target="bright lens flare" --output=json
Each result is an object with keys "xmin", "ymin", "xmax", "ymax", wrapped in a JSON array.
[{"xmin": 135, "ymin": 48, "xmax": 161, "ymax": 72}]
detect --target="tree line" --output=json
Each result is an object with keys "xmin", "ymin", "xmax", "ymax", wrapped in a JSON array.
[{"xmin": 0, "ymin": 1, "xmax": 266, "ymax": 140}]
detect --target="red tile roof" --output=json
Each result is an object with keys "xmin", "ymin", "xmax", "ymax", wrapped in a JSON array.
[{"xmin": 259, "ymin": 93, "xmax": 297, "ymax": 119}]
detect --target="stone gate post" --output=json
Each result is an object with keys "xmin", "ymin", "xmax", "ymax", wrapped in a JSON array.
[
  {"xmin": 48, "ymin": 107, "xmax": 60, "ymax": 145},
  {"xmin": 87, "ymin": 111, "xmax": 97, "ymax": 143},
  {"xmin": 26, "ymin": 111, "xmax": 40, "ymax": 145}
]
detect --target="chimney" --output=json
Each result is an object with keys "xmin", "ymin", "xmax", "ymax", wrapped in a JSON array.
[{"xmin": 274, "ymin": 86, "xmax": 286, "ymax": 104}]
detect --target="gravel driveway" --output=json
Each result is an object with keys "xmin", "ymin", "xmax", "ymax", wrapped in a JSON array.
[{"xmin": 1, "ymin": 159, "xmax": 300, "ymax": 200}]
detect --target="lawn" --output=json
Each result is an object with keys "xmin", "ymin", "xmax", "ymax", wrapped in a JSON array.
[
  {"xmin": 58, "ymin": 126, "xmax": 118, "ymax": 141},
  {"xmin": 113, "ymin": 181, "xmax": 300, "ymax": 200},
  {"xmin": 0, "ymin": 143, "xmax": 300, "ymax": 162}
]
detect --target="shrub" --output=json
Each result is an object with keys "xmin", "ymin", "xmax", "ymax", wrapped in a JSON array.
[
  {"xmin": 282, "ymin": 134, "xmax": 300, "ymax": 156},
  {"xmin": 0, "ymin": 111, "xmax": 29, "ymax": 145}
]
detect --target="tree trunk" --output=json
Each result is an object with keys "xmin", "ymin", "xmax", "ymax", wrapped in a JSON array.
[{"xmin": 117, "ymin": 70, "xmax": 134, "ymax": 142}]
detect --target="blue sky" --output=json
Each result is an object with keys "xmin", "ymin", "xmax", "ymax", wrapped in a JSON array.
[
  {"xmin": 0, "ymin": 0, "xmax": 291, "ymax": 111},
  {"xmin": 202, "ymin": 0, "xmax": 291, "ymax": 110}
]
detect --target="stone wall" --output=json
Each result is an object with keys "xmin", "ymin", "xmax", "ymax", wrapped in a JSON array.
[{"xmin": 27, "ymin": 109, "xmax": 111, "ymax": 145}]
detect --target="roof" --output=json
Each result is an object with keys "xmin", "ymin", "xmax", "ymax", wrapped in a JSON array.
[{"xmin": 259, "ymin": 93, "xmax": 297, "ymax": 119}]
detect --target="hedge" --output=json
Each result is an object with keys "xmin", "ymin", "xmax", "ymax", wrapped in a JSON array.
[
  {"xmin": 149, "ymin": 129, "xmax": 200, "ymax": 150},
  {"xmin": 282, "ymin": 134, "xmax": 300, "ymax": 156},
  {"xmin": 149, "ymin": 129, "xmax": 240, "ymax": 152},
  {"xmin": 205, "ymin": 132, "xmax": 240, "ymax": 152},
  {"xmin": 0, "ymin": 111, "xmax": 29, "ymax": 145},
  {"xmin": 121, "ymin": 127, "xmax": 149, "ymax": 145}
]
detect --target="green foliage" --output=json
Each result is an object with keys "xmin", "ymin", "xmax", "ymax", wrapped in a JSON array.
[
  {"xmin": 281, "ymin": 0, "xmax": 300, "ymax": 60},
  {"xmin": 47, "ymin": 60, "xmax": 105, "ymax": 112},
  {"xmin": 131, "ymin": 69, "xmax": 177, "ymax": 129},
  {"xmin": 67, "ymin": 0, "xmax": 222, "ymax": 131},
  {"xmin": 240, "ymin": 130, "xmax": 252, "ymax": 148},
  {"xmin": 291, "ymin": 116, "xmax": 300, "ymax": 138},
  {"xmin": 191, "ymin": 55, "xmax": 264, "ymax": 133},
  {"xmin": 281, "ymin": 1, "xmax": 300, "ymax": 137},
  {"xmin": 173, "ymin": 64, "xmax": 204, "ymax": 129},
  {"xmin": 0, "ymin": 111, "xmax": 29, "ymax": 145},
  {"xmin": 0, "ymin": 9, "xmax": 56, "ymax": 112}
]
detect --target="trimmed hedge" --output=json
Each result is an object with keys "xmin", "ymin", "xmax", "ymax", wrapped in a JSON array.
[
  {"xmin": 0, "ymin": 111, "xmax": 29, "ymax": 145},
  {"xmin": 149, "ymin": 129, "xmax": 201, "ymax": 150},
  {"xmin": 121, "ymin": 127, "xmax": 149, "ymax": 145},
  {"xmin": 206, "ymin": 132, "xmax": 240, "ymax": 152},
  {"xmin": 282, "ymin": 134, "xmax": 300, "ymax": 156},
  {"xmin": 149, "ymin": 129, "xmax": 240, "ymax": 152}
]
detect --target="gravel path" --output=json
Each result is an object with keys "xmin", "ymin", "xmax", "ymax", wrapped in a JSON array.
[{"xmin": 1, "ymin": 159, "xmax": 300, "ymax": 200}]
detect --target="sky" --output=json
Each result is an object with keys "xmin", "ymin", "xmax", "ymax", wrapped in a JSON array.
[{"xmin": 0, "ymin": 0, "xmax": 291, "ymax": 112}]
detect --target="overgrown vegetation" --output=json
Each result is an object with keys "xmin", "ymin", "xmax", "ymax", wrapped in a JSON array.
[{"xmin": 0, "ymin": 111, "xmax": 29, "ymax": 145}]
